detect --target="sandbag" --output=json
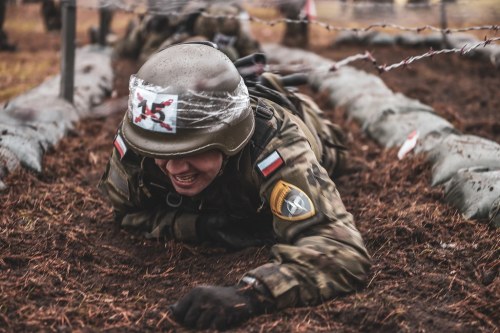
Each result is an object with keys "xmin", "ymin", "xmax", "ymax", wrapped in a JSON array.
[
  {"xmin": 366, "ymin": 109, "xmax": 454, "ymax": 148},
  {"xmin": 489, "ymin": 46, "xmax": 500, "ymax": 68},
  {"xmin": 445, "ymin": 33, "xmax": 479, "ymax": 49},
  {"xmin": 332, "ymin": 31, "xmax": 378, "ymax": 46},
  {"xmin": 1, "ymin": 97, "xmax": 77, "ymax": 151},
  {"xmin": 0, "ymin": 46, "xmax": 114, "ymax": 190},
  {"xmin": 333, "ymin": 31, "xmax": 444, "ymax": 49},
  {"xmin": 0, "ymin": 124, "xmax": 43, "ymax": 173},
  {"xmin": 444, "ymin": 167, "xmax": 500, "ymax": 221},
  {"xmin": 308, "ymin": 66, "xmax": 355, "ymax": 92},
  {"xmin": 0, "ymin": 121, "xmax": 65, "ymax": 153},
  {"xmin": 325, "ymin": 71, "xmax": 392, "ymax": 108},
  {"xmin": 421, "ymin": 33, "xmax": 446, "ymax": 49},
  {"xmin": 427, "ymin": 134, "xmax": 500, "ymax": 186},
  {"xmin": 7, "ymin": 46, "xmax": 113, "ymax": 117},
  {"xmin": 397, "ymin": 32, "xmax": 447, "ymax": 49},
  {"xmin": 489, "ymin": 196, "xmax": 500, "ymax": 227},
  {"xmin": 0, "ymin": 146, "xmax": 21, "ymax": 175},
  {"xmin": 414, "ymin": 127, "xmax": 460, "ymax": 153},
  {"xmin": 370, "ymin": 32, "xmax": 397, "ymax": 46},
  {"xmin": 396, "ymin": 33, "xmax": 426, "ymax": 47},
  {"xmin": 262, "ymin": 43, "xmax": 332, "ymax": 70},
  {"xmin": 347, "ymin": 92, "xmax": 434, "ymax": 128},
  {"xmin": 3, "ymin": 95, "xmax": 78, "ymax": 127}
]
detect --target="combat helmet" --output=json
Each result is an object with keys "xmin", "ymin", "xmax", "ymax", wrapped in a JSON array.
[{"xmin": 121, "ymin": 42, "xmax": 254, "ymax": 158}]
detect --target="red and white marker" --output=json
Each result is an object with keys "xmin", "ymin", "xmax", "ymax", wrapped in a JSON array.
[{"xmin": 397, "ymin": 130, "xmax": 419, "ymax": 160}]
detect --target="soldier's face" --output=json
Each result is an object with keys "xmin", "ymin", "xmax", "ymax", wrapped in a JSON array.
[{"xmin": 154, "ymin": 150, "xmax": 224, "ymax": 197}]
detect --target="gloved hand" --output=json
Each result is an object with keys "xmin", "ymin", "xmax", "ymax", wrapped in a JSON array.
[{"xmin": 170, "ymin": 284, "xmax": 268, "ymax": 330}]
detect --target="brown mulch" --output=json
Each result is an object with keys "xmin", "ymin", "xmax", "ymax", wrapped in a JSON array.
[{"xmin": 1, "ymin": 5, "xmax": 499, "ymax": 333}]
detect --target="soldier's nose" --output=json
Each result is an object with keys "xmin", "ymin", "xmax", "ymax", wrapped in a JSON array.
[{"xmin": 166, "ymin": 158, "xmax": 190, "ymax": 174}]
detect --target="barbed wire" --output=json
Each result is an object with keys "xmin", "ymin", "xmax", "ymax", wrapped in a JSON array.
[
  {"xmin": 200, "ymin": 12, "xmax": 500, "ymax": 35},
  {"xmin": 93, "ymin": 0, "xmax": 489, "ymax": 11},
  {"xmin": 374, "ymin": 36, "xmax": 500, "ymax": 72},
  {"xmin": 84, "ymin": 1, "xmax": 500, "ymax": 36},
  {"xmin": 80, "ymin": 1, "xmax": 500, "ymax": 75},
  {"xmin": 263, "ymin": 37, "xmax": 500, "ymax": 74}
]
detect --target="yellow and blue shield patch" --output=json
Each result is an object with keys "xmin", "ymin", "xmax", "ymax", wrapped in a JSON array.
[{"xmin": 270, "ymin": 180, "xmax": 315, "ymax": 221}]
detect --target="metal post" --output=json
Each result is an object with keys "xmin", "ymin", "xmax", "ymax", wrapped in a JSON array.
[
  {"xmin": 440, "ymin": 0, "xmax": 449, "ymax": 47},
  {"xmin": 60, "ymin": 0, "xmax": 76, "ymax": 103},
  {"xmin": 98, "ymin": 5, "xmax": 113, "ymax": 47}
]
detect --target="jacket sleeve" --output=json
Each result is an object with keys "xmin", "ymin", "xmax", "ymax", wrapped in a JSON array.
[
  {"xmin": 242, "ymin": 112, "xmax": 371, "ymax": 310},
  {"xmin": 98, "ymin": 149, "xmax": 199, "ymax": 241}
]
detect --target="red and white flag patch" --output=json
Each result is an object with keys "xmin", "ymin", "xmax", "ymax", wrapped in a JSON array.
[
  {"xmin": 114, "ymin": 133, "xmax": 128, "ymax": 159},
  {"xmin": 257, "ymin": 150, "xmax": 284, "ymax": 177}
]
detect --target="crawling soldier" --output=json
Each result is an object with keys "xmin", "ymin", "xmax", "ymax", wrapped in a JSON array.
[{"xmin": 99, "ymin": 42, "xmax": 371, "ymax": 330}]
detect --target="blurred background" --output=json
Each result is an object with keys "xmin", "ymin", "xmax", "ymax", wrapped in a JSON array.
[{"xmin": 0, "ymin": 0, "xmax": 498, "ymax": 102}]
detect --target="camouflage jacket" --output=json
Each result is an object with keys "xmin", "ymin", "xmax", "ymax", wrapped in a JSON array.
[{"xmin": 99, "ymin": 96, "xmax": 371, "ymax": 309}]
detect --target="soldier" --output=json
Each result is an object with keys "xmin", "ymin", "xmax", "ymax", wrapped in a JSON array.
[
  {"xmin": 113, "ymin": 2, "xmax": 260, "ymax": 63},
  {"xmin": 99, "ymin": 42, "xmax": 371, "ymax": 330},
  {"xmin": 277, "ymin": 0, "xmax": 309, "ymax": 48},
  {"xmin": 0, "ymin": 0, "xmax": 16, "ymax": 51},
  {"xmin": 41, "ymin": 0, "xmax": 61, "ymax": 32},
  {"xmin": 113, "ymin": 13, "xmax": 175, "ymax": 61}
]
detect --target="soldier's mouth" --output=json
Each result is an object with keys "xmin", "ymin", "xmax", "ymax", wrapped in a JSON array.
[{"xmin": 172, "ymin": 174, "xmax": 197, "ymax": 185}]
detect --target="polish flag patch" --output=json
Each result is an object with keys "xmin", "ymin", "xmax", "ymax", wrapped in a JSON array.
[
  {"xmin": 114, "ymin": 133, "xmax": 128, "ymax": 159},
  {"xmin": 257, "ymin": 150, "xmax": 284, "ymax": 177}
]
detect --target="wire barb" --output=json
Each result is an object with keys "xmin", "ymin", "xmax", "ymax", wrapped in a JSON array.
[{"xmin": 376, "ymin": 37, "xmax": 500, "ymax": 72}]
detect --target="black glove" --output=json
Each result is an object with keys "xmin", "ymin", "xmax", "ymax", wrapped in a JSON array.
[{"xmin": 170, "ymin": 284, "xmax": 271, "ymax": 330}]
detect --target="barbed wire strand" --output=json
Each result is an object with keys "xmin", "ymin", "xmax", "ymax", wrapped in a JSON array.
[
  {"xmin": 200, "ymin": 13, "xmax": 500, "ymax": 35},
  {"xmin": 94, "ymin": 0, "xmax": 491, "ymax": 11},
  {"xmin": 375, "ymin": 36, "xmax": 500, "ymax": 72},
  {"xmin": 83, "ymin": 1, "xmax": 500, "ymax": 75},
  {"xmin": 263, "ymin": 37, "xmax": 500, "ymax": 75},
  {"xmin": 82, "ymin": 1, "xmax": 500, "ymax": 35}
]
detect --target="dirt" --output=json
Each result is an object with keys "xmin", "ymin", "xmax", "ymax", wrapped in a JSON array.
[{"xmin": 0, "ymin": 3, "xmax": 499, "ymax": 333}]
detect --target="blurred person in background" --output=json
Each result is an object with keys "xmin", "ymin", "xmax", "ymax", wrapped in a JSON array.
[
  {"xmin": 41, "ymin": 0, "xmax": 61, "ymax": 31},
  {"xmin": 113, "ymin": 1, "xmax": 260, "ymax": 63},
  {"xmin": 0, "ymin": 0, "xmax": 16, "ymax": 51},
  {"xmin": 278, "ymin": 0, "xmax": 309, "ymax": 48}
]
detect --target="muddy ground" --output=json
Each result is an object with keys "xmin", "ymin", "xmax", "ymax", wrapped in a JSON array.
[{"xmin": 0, "ymin": 3, "xmax": 499, "ymax": 333}]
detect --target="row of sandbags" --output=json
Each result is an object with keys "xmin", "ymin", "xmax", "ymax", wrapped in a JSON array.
[
  {"xmin": 0, "ymin": 45, "xmax": 114, "ymax": 190},
  {"xmin": 333, "ymin": 31, "xmax": 500, "ymax": 68},
  {"xmin": 262, "ymin": 43, "xmax": 500, "ymax": 227}
]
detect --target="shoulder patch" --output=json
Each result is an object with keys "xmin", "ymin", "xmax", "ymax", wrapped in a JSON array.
[
  {"xmin": 257, "ymin": 150, "xmax": 284, "ymax": 178},
  {"xmin": 114, "ymin": 133, "xmax": 128, "ymax": 160},
  {"xmin": 270, "ymin": 180, "xmax": 315, "ymax": 221}
]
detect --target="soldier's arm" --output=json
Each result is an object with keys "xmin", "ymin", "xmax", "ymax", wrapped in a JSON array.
[{"xmin": 243, "ymin": 114, "xmax": 371, "ymax": 309}]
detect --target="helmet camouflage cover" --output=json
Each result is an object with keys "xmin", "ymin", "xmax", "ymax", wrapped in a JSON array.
[{"xmin": 121, "ymin": 43, "xmax": 255, "ymax": 158}]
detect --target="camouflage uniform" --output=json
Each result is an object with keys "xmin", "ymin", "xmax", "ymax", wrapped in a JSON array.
[
  {"xmin": 278, "ymin": 0, "xmax": 309, "ymax": 48},
  {"xmin": 113, "ymin": 14, "xmax": 176, "ymax": 62},
  {"xmin": 41, "ymin": 0, "xmax": 61, "ymax": 32},
  {"xmin": 113, "ymin": 2, "xmax": 260, "ymax": 63},
  {"xmin": 99, "ymin": 85, "xmax": 371, "ymax": 308}
]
